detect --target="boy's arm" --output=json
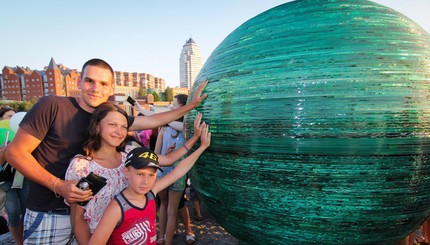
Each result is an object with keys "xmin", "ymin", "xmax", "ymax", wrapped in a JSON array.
[
  {"xmin": 88, "ymin": 200, "xmax": 122, "ymax": 245},
  {"xmin": 158, "ymin": 113, "xmax": 203, "ymax": 167},
  {"xmin": 128, "ymin": 80, "xmax": 207, "ymax": 131},
  {"xmin": 71, "ymin": 204, "xmax": 91, "ymax": 245},
  {"xmin": 153, "ymin": 123, "xmax": 211, "ymax": 194}
]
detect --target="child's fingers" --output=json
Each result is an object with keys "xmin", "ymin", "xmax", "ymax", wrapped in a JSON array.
[{"xmin": 195, "ymin": 113, "xmax": 202, "ymax": 124}]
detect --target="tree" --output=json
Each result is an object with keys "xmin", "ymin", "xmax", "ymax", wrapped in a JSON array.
[
  {"xmin": 151, "ymin": 91, "xmax": 161, "ymax": 102},
  {"xmin": 2, "ymin": 99, "xmax": 37, "ymax": 112},
  {"xmin": 165, "ymin": 87, "xmax": 173, "ymax": 102},
  {"xmin": 138, "ymin": 87, "xmax": 146, "ymax": 98}
]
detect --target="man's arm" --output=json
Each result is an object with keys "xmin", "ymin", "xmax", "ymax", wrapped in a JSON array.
[
  {"xmin": 128, "ymin": 80, "xmax": 208, "ymax": 131},
  {"xmin": 5, "ymin": 128, "xmax": 92, "ymax": 204},
  {"xmin": 134, "ymin": 103, "xmax": 184, "ymax": 131},
  {"xmin": 6, "ymin": 128, "xmax": 57, "ymax": 189},
  {"xmin": 153, "ymin": 123, "xmax": 211, "ymax": 194}
]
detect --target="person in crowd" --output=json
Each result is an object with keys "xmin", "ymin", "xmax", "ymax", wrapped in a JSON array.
[
  {"xmin": 138, "ymin": 129, "xmax": 153, "ymax": 148},
  {"xmin": 149, "ymin": 127, "xmax": 159, "ymax": 150},
  {"xmin": 177, "ymin": 179, "xmax": 195, "ymax": 244},
  {"xmin": 0, "ymin": 106, "xmax": 16, "ymax": 120},
  {"xmin": 0, "ymin": 210, "xmax": 8, "ymax": 235},
  {"xmin": 0, "ymin": 106, "xmax": 27, "ymax": 245},
  {"xmin": 129, "ymin": 113, "xmax": 153, "ymax": 149},
  {"xmin": 155, "ymin": 94, "xmax": 193, "ymax": 245},
  {"xmin": 0, "ymin": 148, "xmax": 28, "ymax": 245},
  {"xmin": 65, "ymin": 102, "xmax": 205, "ymax": 245},
  {"xmin": 189, "ymin": 181, "xmax": 203, "ymax": 222},
  {"xmin": 401, "ymin": 219, "xmax": 430, "ymax": 245},
  {"xmin": 424, "ymin": 220, "xmax": 430, "ymax": 244},
  {"xmin": 4, "ymin": 58, "xmax": 208, "ymax": 244},
  {"xmin": 87, "ymin": 123, "xmax": 210, "ymax": 245}
]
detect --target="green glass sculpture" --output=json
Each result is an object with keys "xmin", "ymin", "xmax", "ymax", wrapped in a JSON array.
[{"xmin": 185, "ymin": 0, "xmax": 430, "ymax": 244}]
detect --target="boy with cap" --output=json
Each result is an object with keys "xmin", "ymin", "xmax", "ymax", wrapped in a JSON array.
[{"xmin": 88, "ymin": 123, "xmax": 211, "ymax": 245}]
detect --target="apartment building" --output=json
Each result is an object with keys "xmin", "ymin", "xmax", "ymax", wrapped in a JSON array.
[{"xmin": 0, "ymin": 58, "xmax": 166, "ymax": 101}]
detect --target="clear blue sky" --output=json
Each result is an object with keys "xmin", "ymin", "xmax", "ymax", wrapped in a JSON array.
[{"xmin": 1, "ymin": 0, "xmax": 429, "ymax": 88}]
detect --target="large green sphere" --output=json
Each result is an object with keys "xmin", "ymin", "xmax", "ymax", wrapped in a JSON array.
[{"xmin": 185, "ymin": 0, "xmax": 430, "ymax": 244}]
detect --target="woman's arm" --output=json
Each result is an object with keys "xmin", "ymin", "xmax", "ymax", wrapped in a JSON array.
[
  {"xmin": 133, "ymin": 102, "xmax": 153, "ymax": 116},
  {"xmin": 154, "ymin": 127, "xmax": 164, "ymax": 155},
  {"xmin": 158, "ymin": 113, "xmax": 203, "ymax": 167}
]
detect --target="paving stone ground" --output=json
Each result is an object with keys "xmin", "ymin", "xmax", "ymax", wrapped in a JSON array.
[
  {"xmin": 0, "ymin": 187, "xmax": 239, "ymax": 245},
  {"xmin": 165, "ymin": 186, "xmax": 239, "ymax": 245}
]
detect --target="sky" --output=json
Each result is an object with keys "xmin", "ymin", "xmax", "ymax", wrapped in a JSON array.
[{"xmin": 1, "ymin": 1, "xmax": 429, "ymax": 88}]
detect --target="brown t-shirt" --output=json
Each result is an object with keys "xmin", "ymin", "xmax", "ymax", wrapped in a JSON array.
[{"xmin": 20, "ymin": 96, "xmax": 92, "ymax": 212}]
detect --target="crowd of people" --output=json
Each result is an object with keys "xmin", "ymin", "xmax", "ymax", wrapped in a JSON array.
[
  {"xmin": 0, "ymin": 58, "xmax": 209, "ymax": 245},
  {"xmin": 0, "ymin": 105, "xmax": 30, "ymax": 244},
  {"xmin": 0, "ymin": 58, "xmax": 428, "ymax": 245}
]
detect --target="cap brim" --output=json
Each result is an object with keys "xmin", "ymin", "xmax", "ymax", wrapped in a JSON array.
[{"xmin": 127, "ymin": 162, "xmax": 163, "ymax": 172}]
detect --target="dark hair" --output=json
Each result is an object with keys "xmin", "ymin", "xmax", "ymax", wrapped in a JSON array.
[
  {"xmin": 83, "ymin": 102, "xmax": 129, "ymax": 158},
  {"xmin": 81, "ymin": 58, "xmax": 114, "ymax": 82},
  {"xmin": 171, "ymin": 94, "xmax": 188, "ymax": 137},
  {"xmin": 174, "ymin": 94, "xmax": 188, "ymax": 107},
  {"xmin": 0, "ymin": 105, "xmax": 16, "ymax": 118}
]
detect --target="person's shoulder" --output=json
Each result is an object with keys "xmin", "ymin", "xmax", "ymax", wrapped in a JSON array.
[
  {"xmin": 66, "ymin": 155, "xmax": 91, "ymax": 178},
  {"xmin": 36, "ymin": 95, "xmax": 76, "ymax": 107},
  {"xmin": 71, "ymin": 154, "xmax": 91, "ymax": 163},
  {"xmin": 68, "ymin": 155, "xmax": 91, "ymax": 170},
  {"xmin": 148, "ymin": 190, "xmax": 156, "ymax": 199},
  {"xmin": 124, "ymin": 145, "xmax": 137, "ymax": 153}
]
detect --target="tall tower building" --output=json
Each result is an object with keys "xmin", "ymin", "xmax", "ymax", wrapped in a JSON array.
[{"xmin": 179, "ymin": 38, "xmax": 203, "ymax": 89}]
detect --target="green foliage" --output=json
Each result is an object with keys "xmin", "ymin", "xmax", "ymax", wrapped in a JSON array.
[
  {"xmin": 0, "ymin": 99, "xmax": 37, "ymax": 112},
  {"xmin": 165, "ymin": 87, "xmax": 174, "ymax": 102},
  {"xmin": 159, "ymin": 91, "xmax": 166, "ymax": 101},
  {"xmin": 138, "ymin": 87, "xmax": 146, "ymax": 98},
  {"xmin": 151, "ymin": 91, "xmax": 161, "ymax": 102}
]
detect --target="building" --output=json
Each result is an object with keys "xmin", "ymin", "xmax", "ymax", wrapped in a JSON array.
[
  {"xmin": 179, "ymin": 38, "xmax": 203, "ymax": 89},
  {"xmin": 0, "ymin": 58, "xmax": 166, "ymax": 102},
  {"xmin": 171, "ymin": 87, "xmax": 189, "ymax": 97}
]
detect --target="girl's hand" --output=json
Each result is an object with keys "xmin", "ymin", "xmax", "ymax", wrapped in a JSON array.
[
  {"xmin": 200, "ymin": 124, "xmax": 211, "ymax": 148},
  {"xmin": 193, "ymin": 113, "xmax": 203, "ymax": 138}
]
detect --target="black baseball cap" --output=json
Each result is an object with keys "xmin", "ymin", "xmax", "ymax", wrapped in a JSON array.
[{"xmin": 125, "ymin": 147, "xmax": 163, "ymax": 172}]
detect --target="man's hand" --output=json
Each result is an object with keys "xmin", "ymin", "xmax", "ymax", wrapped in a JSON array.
[
  {"xmin": 189, "ymin": 80, "xmax": 208, "ymax": 109},
  {"xmin": 55, "ymin": 179, "xmax": 93, "ymax": 204}
]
